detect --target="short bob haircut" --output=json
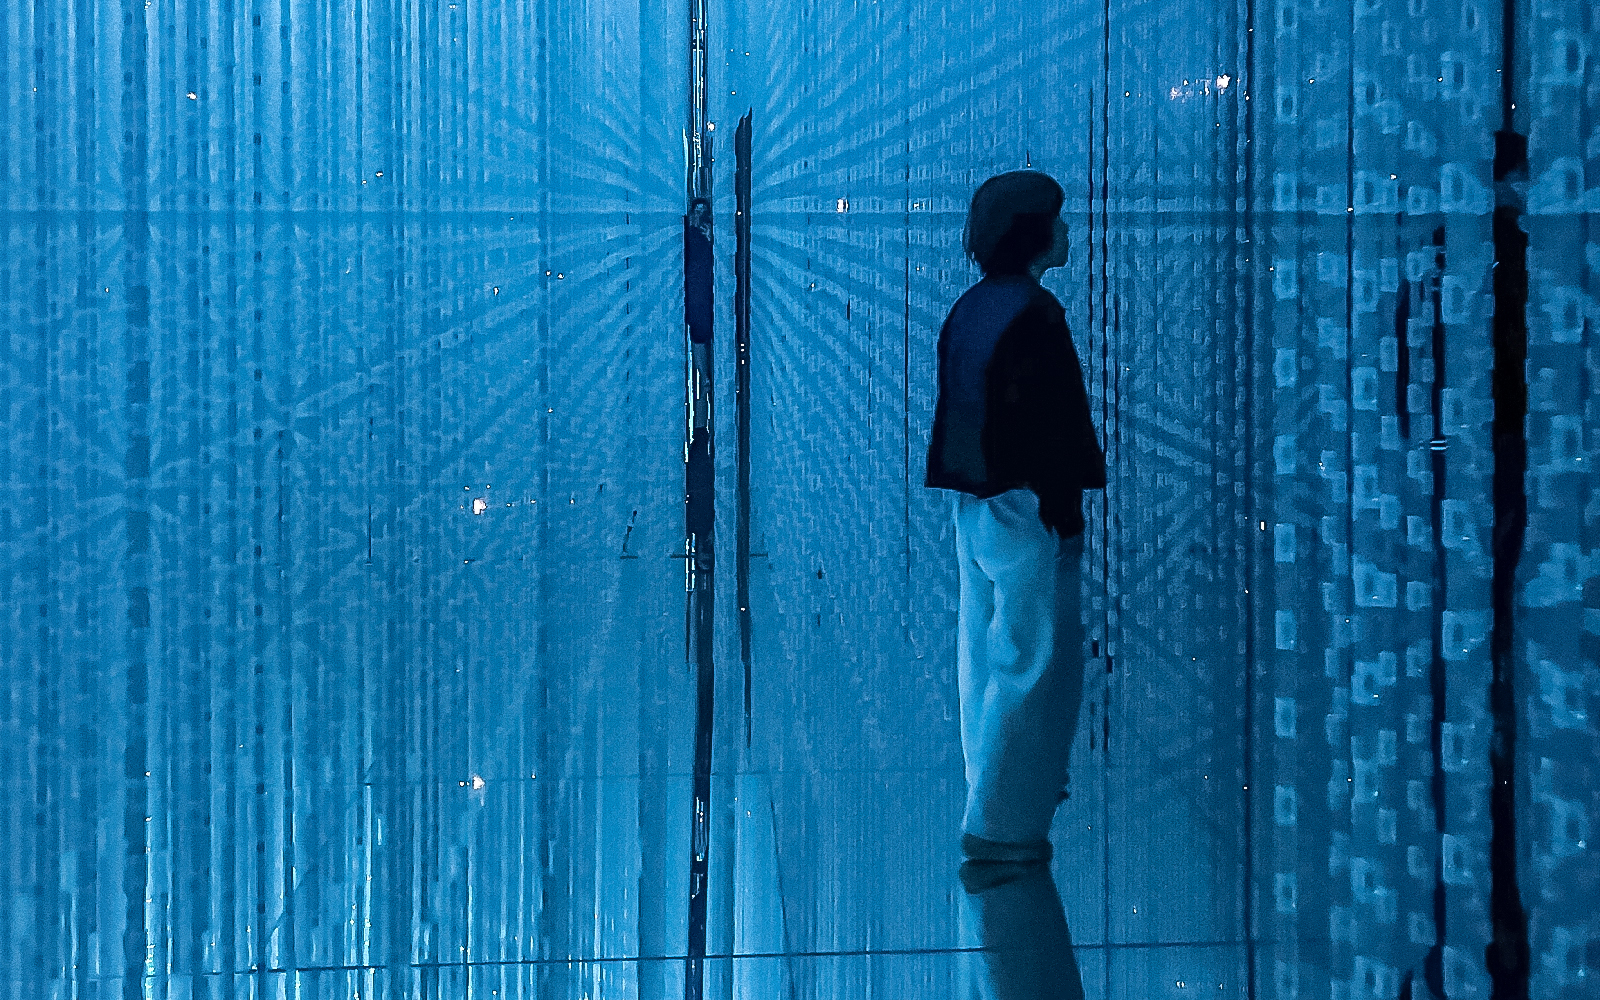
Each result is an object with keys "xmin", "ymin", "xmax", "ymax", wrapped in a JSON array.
[{"xmin": 962, "ymin": 170, "xmax": 1065, "ymax": 276}]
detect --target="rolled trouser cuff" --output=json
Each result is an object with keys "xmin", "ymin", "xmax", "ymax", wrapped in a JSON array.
[{"xmin": 961, "ymin": 832, "xmax": 1054, "ymax": 864}]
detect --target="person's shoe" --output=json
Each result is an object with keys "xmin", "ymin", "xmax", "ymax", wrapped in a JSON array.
[
  {"xmin": 961, "ymin": 832, "xmax": 1053, "ymax": 864},
  {"xmin": 958, "ymin": 857, "xmax": 1046, "ymax": 894}
]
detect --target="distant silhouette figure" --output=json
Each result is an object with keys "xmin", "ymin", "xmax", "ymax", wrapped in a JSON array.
[{"xmin": 925, "ymin": 171, "xmax": 1106, "ymax": 869}]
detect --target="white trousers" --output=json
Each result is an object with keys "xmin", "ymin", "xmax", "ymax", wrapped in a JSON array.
[{"xmin": 954, "ymin": 488, "xmax": 1089, "ymax": 844}]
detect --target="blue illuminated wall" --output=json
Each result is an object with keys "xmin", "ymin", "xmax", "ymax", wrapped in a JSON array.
[{"xmin": 1, "ymin": 0, "xmax": 1594, "ymax": 998}]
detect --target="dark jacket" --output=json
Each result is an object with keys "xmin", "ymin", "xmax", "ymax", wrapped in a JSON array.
[
  {"xmin": 924, "ymin": 274, "xmax": 1106, "ymax": 538},
  {"xmin": 684, "ymin": 220, "xmax": 714, "ymax": 344}
]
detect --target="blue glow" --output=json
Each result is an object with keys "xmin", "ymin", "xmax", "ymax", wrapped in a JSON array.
[{"xmin": 1, "ymin": 1, "xmax": 1593, "ymax": 998}]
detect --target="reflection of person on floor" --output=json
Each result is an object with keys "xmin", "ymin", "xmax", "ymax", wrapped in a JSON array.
[
  {"xmin": 924, "ymin": 170, "xmax": 1107, "ymax": 874},
  {"xmin": 958, "ymin": 861, "xmax": 1085, "ymax": 1000}
]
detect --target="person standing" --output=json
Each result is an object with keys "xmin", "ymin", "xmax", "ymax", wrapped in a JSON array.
[
  {"xmin": 685, "ymin": 197, "xmax": 715, "ymax": 379},
  {"xmin": 925, "ymin": 170, "xmax": 1107, "ymax": 868}
]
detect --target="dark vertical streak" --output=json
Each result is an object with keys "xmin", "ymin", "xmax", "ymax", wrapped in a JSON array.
[
  {"xmin": 1098, "ymin": 3, "xmax": 1113, "ymax": 997},
  {"xmin": 32, "ymin": 6, "xmax": 59, "ymax": 996},
  {"xmin": 247, "ymin": 30, "xmax": 272, "ymax": 993},
  {"xmin": 1426, "ymin": 224, "xmax": 1449, "ymax": 1000},
  {"xmin": 1395, "ymin": 270, "xmax": 1412, "ymax": 441},
  {"xmin": 30, "ymin": 8, "xmax": 55, "ymax": 997},
  {"xmin": 683, "ymin": 0, "xmax": 715, "ymax": 994},
  {"xmin": 1239, "ymin": 0, "xmax": 1258, "ymax": 992},
  {"xmin": 735, "ymin": 113, "xmax": 753, "ymax": 750},
  {"xmin": 1342, "ymin": 0, "xmax": 1357, "ymax": 701},
  {"xmin": 120, "ymin": 1, "xmax": 152, "ymax": 997},
  {"xmin": 1486, "ymin": 0, "xmax": 1531, "ymax": 984},
  {"xmin": 278, "ymin": 425, "xmax": 298, "ymax": 983},
  {"xmin": 265, "ymin": 9, "xmax": 292, "ymax": 990}
]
